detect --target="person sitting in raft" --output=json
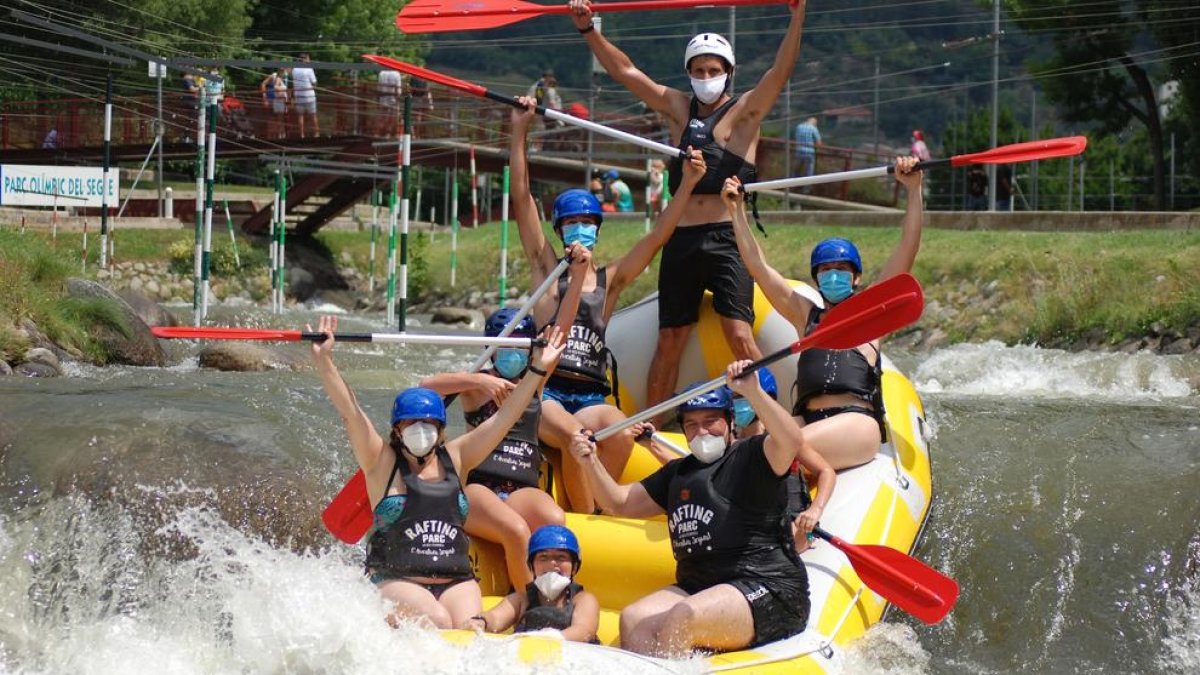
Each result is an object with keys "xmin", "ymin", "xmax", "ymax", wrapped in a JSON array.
[
  {"xmin": 509, "ymin": 95, "xmax": 707, "ymax": 513},
  {"xmin": 728, "ymin": 367, "xmax": 778, "ymax": 440},
  {"xmin": 309, "ymin": 314, "xmax": 566, "ymax": 629},
  {"xmin": 719, "ymin": 156, "xmax": 924, "ymax": 470},
  {"xmin": 464, "ymin": 524, "xmax": 600, "ymax": 643},
  {"xmin": 568, "ymin": 0, "xmax": 811, "ymax": 427},
  {"xmin": 419, "ymin": 308, "xmax": 571, "ymax": 590},
  {"xmin": 568, "ymin": 363, "xmax": 835, "ymax": 656}
]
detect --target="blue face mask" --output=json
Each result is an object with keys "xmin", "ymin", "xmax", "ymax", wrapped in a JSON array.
[
  {"xmin": 561, "ymin": 223, "xmax": 598, "ymax": 250},
  {"xmin": 493, "ymin": 349, "xmax": 529, "ymax": 379},
  {"xmin": 732, "ymin": 398, "xmax": 756, "ymax": 429},
  {"xmin": 817, "ymin": 269, "xmax": 855, "ymax": 304}
]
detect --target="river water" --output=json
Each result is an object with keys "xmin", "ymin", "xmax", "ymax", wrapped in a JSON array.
[{"xmin": 1, "ymin": 306, "xmax": 1197, "ymax": 674}]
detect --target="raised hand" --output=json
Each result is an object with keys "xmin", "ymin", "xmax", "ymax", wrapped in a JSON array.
[
  {"xmin": 568, "ymin": 0, "xmax": 594, "ymax": 32},
  {"xmin": 530, "ymin": 325, "xmax": 567, "ymax": 373},
  {"xmin": 679, "ymin": 145, "xmax": 705, "ymax": 186},
  {"xmin": 720, "ymin": 176, "xmax": 743, "ymax": 211},
  {"xmin": 725, "ymin": 359, "xmax": 763, "ymax": 398},
  {"xmin": 894, "ymin": 155, "xmax": 923, "ymax": 191},
  {"xmin": 479, "ymin": 373, "xmax": 518, "ymax": 405},
  {"xmin": 511, "ymin": 95, "xmax": 538, "ymax": 130},
  {"xmin": 565, "ymin": 242, "xmax": 592, "ymax": 269},
  {"xmin": 307, "ymin": 315, "xmax": 337, "ymax": 362}
]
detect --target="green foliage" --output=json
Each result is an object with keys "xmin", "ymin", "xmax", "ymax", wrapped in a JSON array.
[
  {"xmin": 168, "ymin": 236, "xmax": 264, "ymax": 277},
  {"xmin": 408, "ymin": 232, "xmax": 430, "ymax": 301}
]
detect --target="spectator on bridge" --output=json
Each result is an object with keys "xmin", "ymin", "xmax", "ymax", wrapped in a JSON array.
[
  {"xmin": 260, "ymin": 67, "xmax": 289, "ymax": 139},
  {"xmin": 204, "ymin": 67, "xmax": 225, "ymax": 109},
  {"xmin": 793, "ymin": 116, "xmax": 821, "ymax": 179},
  {"xmin": 41, "ymin": 127, "xmax": 59, "ymax": 150},
  {"xmin": 910, "ymin": 129, "xmax": 931, "ymax": 161},
  {"xmin": 292, "ymin": 54, "xmax": 319, "ymax": 138},
  {"xmin": 181, "ymin": 72, "xmax": 199, "ymax": 109},
  {"xmin": 527, "ymin": 70, "xmax": 564, "ymax": 151},
  {"xmin": 377, "ymin": 68, "xmax": 402, "ymax": 136}
]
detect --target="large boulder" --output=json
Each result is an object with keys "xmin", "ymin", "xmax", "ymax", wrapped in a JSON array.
[
  {"xmin": 198, "ymin": 342, "xmax": 308, "ymax": 372},
  {"xmin": 431, "ymin": 306, "xmax": 483, "ymax": 329},
  {"xmin": 286, "ymin": 267, "xmax": 317, "ymax": 302},
  {"xmin": 117, "ymin": 288, "xmax": 179, "ymax": 329},
  {"xmin": 65, "ymin": 278, "xmax": 168, "ymax": 367},
  {"xmin": 14, "ymin": 361, "xmax": 60, "ymax": 378}
]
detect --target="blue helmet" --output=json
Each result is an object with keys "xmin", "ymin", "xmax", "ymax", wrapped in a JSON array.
[
  {"xmin": 485, "ymin": 307, "xmax": 537, "ymax": 338},
  {"xmin": 552, "ymin": 189, "xmax": 603, "ymax": 229},
  {"xmin": 677, "ymin": 382, "xmax": 733, "ymax": 416},
  {"xmin": 726, "ymin": 368, "xmax": 777, "ymax": 399},
  {"xmin": 390, "ymin": 387, "xmax": 447, "ymax": 428},
  {"xmin": 603, "ymin": 169, "xmax": 620, "ymax": 181},
  {"xmin": 810, "ymin": 237, "xmax": 862, "ymax": 279},
  {"xmin": 527, "ymin": 525, "xmax": 582, "ymax": 569}
]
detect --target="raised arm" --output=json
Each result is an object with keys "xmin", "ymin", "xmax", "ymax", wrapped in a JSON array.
[
  {"xmin": 726, "ymin": 360, "xmax": 804, "ymax": 476},
  {"xmin": 608, "ymin": 147, "xmax": 704, "ymax": 294},
  {"xmin": 736, "ymin": 1, "xmax": 808, "ymax": 122},
  {"xmin": 551, "ymin": 243, "xmax": 590, "ymax": 342},
  {"xmin": 308, "ymin": 315, "xmax": 384, "ymax": 473},
  {"xmin": 567, "ymin": 0, "xmax": 685, "ymax": 123},
  {"xmin": 721, "ymin": 177, "xmax": 813, "ymax": 328},
  {"xmin": 419, "ymin": 371, "xmax": 515, "ymax": 410},
  {"xmin": 568, "ymin": 431, "xmax": 664, "ymax": 518},
  {"xmin": 510, "ymin": 97, "xmax": 559, "ymax": 281},
  {"xmin": 877, "ymin": 156, "xmax": 924, "ymax": 281},
  {"xmin": 451, "ymin": 327, "xmax": 566, "ymax": 474}
]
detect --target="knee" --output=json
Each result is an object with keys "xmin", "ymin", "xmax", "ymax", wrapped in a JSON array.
[
  {"xmin": 662, "ymin": 602, "xmax": 696, "ymax": 633},
  {"xmin": 427, "ymin": 606, "xmax": 453, "ymax": 629},
  {"xmin": 501, "ymin": 517, "xmax": 532, "ymax": 547},
  {"xmin": 544, "ymin": 507, "xmax": 566, "ymax": 527}
]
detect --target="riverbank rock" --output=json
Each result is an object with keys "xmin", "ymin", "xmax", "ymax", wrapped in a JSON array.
[
  {"xmin": 198, "ymin": 343, "xmax": 307, "ymax": 372},
  {"xmin": 431, "ymin": 307, "xmax": 483, "ymax": 329},
  {"xmin": 65, "ymin": 279, "xmax": 168, "ymax": 367},
  {"xmin": 0, "ymin": 360, "xmax": 12, "ymax": 376},
  {"xmin": 118, "ymin": 289, "xmax": 179, "ymax": 329},
  {"xmin": 14, "ymin": 361, "xmax": 60, "ymax": 378}
]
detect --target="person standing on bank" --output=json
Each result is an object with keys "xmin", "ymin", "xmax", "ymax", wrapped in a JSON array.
[
  {"xmin": 719, "ymin": 155, "xmax": 925, "ymax": 470},
  {"xmin": 568, "ymin": 0, "xmax": 809, "ymax": 422},
  {"xmin": 510, "ymin": 96, "xmax": 706, "ymax": 513},
  {"xmin": 309, "ymin": 314, "xmax": 566, "ymax": 629},
  {"xmin": 568, "ymin": 362, "xmax": 834, "ymax": 656}
]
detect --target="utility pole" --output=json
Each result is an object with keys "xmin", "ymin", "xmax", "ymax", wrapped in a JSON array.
[{"xmin": 872, "ymin": 56, "xmax": 880, "ymax": 157}]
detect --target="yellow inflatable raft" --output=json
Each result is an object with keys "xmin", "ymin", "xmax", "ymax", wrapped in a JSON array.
[{"xmin": 460, "ymin": 281, "xmax": 934, "ymax": 673}]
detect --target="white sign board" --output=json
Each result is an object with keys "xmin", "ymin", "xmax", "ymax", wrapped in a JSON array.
[
  {"xmin": 0, "ymin": 165, "xmax": 117, "ymax": 207},
  {"xmin": 148, "ymin": 61, "xmax": 167, "ymax": 79}
]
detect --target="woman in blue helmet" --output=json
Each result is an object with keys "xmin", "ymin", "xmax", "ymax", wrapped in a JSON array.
[
  {"xmin": 602, "ymin": 169, "xmax": 634, "ymax": 212},
  {"xmin": 464, "ymin": 524, "xmax": 600, "ymax": 643},
  {"xmin": 719, "ymin": 156, "xmax": 925, "ymax": 470},
  {"xmin": 308, "ymin": 314, "xmax": 565, "ymax": 629},
  {"xmin": 569, "ymin": 362, "xmax": 834, "ymax": 656},
  {"xmin": 420, "ymin": 307, "xmax": 567, "ymax": 590},
  {"xmin": 509, "ymin": 95, "xmax": 706, "ymax": 514}
]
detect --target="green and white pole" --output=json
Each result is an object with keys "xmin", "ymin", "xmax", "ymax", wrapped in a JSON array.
[
  {"xmin": 192, "ymin": 90, "xmax": 207, "ymax": 326},
  {"xmin": 369, "ymin": 188, "xmax": 379, "ymax": 297},
  {"xmin": 662, "ymin": 169, "xmax": 671, "ymax": 210},
  {"xmin": 270, "ymin": 169, "xmax": 280, "ymax": 314},
  {"xmin": 99, "ymin": 74, "xmax": 112, "ymax": 268},
  {"xmin": 223, "ymin": 199, "xmax": 240, "ymax": 268},
  {"xmin": 276, "ymin": 175, "xmax": 288, "ymax": 312},
  {"xmin": 201, "ymin": 99, "xmax": 217, "ymax": 319},
  {"xmin": 644, "ymin": 157, "xmax": 652, "ymax": 233},
  {"xmin": 386, "ymin": 184, "xmax": 398, "ymax": 326},
  {"xmin": 450, "ymin": 174, "xmax": 459, "ymax": 287},
  {"xmin": 498, "ymin": 166, "xmax": 510, "ymax": 302},
  {"xmin": 397, "ymin": 95, "xmax": 412, "ymax": 331}
]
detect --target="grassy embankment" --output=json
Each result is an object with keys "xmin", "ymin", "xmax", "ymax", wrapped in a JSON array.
[{"xmin": 3, "ymin": 222, "xmax": 1199, "ymax": 358}]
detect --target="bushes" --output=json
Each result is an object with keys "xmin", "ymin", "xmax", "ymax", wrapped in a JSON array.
[{"xmin": 168, "ymin": 237, "xmax": 266, "ymax": 277}]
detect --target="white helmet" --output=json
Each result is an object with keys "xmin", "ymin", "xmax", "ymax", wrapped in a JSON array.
[{"xmin": 683, "ymin": 33, "xmax": 735, "ymax": 72}]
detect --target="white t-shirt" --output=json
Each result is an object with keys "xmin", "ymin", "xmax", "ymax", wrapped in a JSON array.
[
  {"xmin": 292, "ymin": 67, "xmax": 317, "ymax": 101},
  {"xmin": 378, "ymin": 70, "xmax": 401, "ymax": 98}
]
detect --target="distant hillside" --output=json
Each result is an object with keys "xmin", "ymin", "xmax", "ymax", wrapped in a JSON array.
[{"xmin": 423, "ymin": 1, "xmax": 1053, "ymax": 152}]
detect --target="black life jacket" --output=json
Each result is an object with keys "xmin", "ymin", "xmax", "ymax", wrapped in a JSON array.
[
  {"xmin": 514, "ymin": 581, "xmax": 584, "ymax": 633},
  {"xmin": 668, "ymin": 96, "xmax": 758, "ymax": 196},
  {"xmin": 548, "ymin": 267, "xmax": 612, "ymax": 390},
  {"xmin": 365, "ymin": 445, "xmax": 473, "ymax": 579},
  {"xmin": 463, "ymin": 391, "xmax": 542, "ymax": 489},
  {"xmin": 665, "ymin": 436, "xmax": 802, "ymax": 590},
  {"xmin": 793, "ymin": 304, "xmax": 887, "ymax": 440}
]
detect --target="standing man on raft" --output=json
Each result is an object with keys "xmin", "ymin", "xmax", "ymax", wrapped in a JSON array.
[{"xmin": 568, "ymin": 0, "xmax": 810, "ymax": 419}]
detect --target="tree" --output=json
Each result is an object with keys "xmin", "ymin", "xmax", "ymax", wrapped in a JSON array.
[
  {"xmin": 1005, "ymin": 0, "xmax": 1172, "ymax": 209},
  {"xmin": 249, "ymin": 0, "xmax": 426, "ymax": 64}
]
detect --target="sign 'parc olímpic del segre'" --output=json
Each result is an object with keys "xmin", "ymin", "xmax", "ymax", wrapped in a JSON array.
[{"xmin": 0, "ymin": 165, "xmax": 118, "ymax": 207}]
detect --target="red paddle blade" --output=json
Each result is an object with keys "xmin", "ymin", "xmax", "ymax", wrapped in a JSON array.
[
  {"xmin": 799, "ymin": 273, "xmax": 924, "ymax": 351},
  {"xmin": 951, "ymin": 135, "xmax": 1087, "ymax": 167},
  {"xmin": 321, "ymin": 470, "xmax": 373, "ymax": 544},
  {"xmin": 363, "ymin": 54, "xmax": 487, "ymax": 97},
  {"xmin": 838, "ymin": 541, "xmax": 959, "ymax": 624},
  {"xmin": 151, "ymin": 326, "xmax": 302, "ymax": 341}
]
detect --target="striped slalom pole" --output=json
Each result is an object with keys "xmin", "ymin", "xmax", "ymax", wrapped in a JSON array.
[
  {"xmin": 270, "ymin": 169, "xmax": 280, "ymax": 314},
  {"xmin": 276, "ymin": 176, "xmax": 288, "ymax": 312},
  {"xmin": 52, "ymin": 185, "xmax": 59, "ymax": 240},
  {"xmin": 386, "ymin": 182, "xmax": 398, "ymax": 326},
  {"xmin": 450, "ymin": 175, "xmax": 459, "ymax": 287},
  {"xmin": 398, "ymin": 95, "xmax": 412, "ymax": 331},
  {"xmin": 223, "ymin": 199, "xmax": 241, "ymax": 268},
  {"xmin": 192, "ymin": 91, "xmax": 207, "ymax": 326},
  {"xmin": 470, "ymin": 145, "xmax": 479, "ymax": 227},
  {"xmin": 81, "ymin": 219, "xmax": 88, "ymax": 272},
  {"xmin": 100, "ymin": 74, "xmax": 112, "ymax": 268},
  {"xmin": 369, "ymin": 188, "xmax": 379, "ymax": 297},
  {"xmin": 498, "ymin": 166, "xmax": 510, "ymax": 302},
  {"xmin": 662, "ymin": 169, "xmax": 671, "ymax": 210},
  {"xmin": 644, "ymin": 157, "xmax": 652, "ymax": 233},
  {"xmin": 201, "ymin": 100, "xmax": 217, "ymax": 319}
]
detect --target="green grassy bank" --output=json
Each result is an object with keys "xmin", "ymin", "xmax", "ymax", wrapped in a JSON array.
[{"xmin": 3, "ymin": 221, "xmax": 1199, "ymax": 356}]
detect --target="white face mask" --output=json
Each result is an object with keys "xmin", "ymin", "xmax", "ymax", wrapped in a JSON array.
[
  {"xmin": 401, "ymin": 422, "xmax": 439, "ymax": 458},
  {"xmin": 690, "ymin": 74, "xmax": 728, "ymax": 105},
  {"xmin": 533, "ymin": 570, "xmax": 572, "ymax": 601},
  {"xmin": 688, "ymin": 432, "xmax": 728, "ymax": 463}
]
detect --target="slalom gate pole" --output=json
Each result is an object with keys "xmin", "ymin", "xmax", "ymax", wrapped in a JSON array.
[
  {"xmin": 398, "ymin": 94, "xmax": 412, "ymax": 331},
  {"xmin": 270, "ymin": 169, "xmax": 280, "ymax": 314},
  {"xmin": 192, "ymin": 92, "xmax": 206, "ymax": 326},
  {"xmin": 223, "ymin": 199, "xmax": 241, "ymax": 268},
  {"xmin": 470, "ymin": 145, "xmax": 479, "ymax": 227},
  {"xmin": 201, "ymin": 99, "xmax": 217, "ymax": 319},
  {"xmin": 276, "ymin": 175, "xmax": 287, "ymax": 312},
  {"xmin": 100, "ymin": 74, "xmax": 112, "ymax": 268},
  {"xmin": 498, "ymin": 166, "xmax": 510, "ymax": 302},
  {"xmin": 369, "ymin": 188, "xmax": 379, "ymax": 296},
  {"xmin": 450, "ymin": 173, "xmax": 459, "ymax": 287}
]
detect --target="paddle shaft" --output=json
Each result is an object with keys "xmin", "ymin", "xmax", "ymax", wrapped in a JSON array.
[
  {"xmin": 744, "ymin": 160, "xmax": 944, "ymax": 192},
  {"xmin": 469, "ymin": 256, "xmax": 571, "ymax": 372}
]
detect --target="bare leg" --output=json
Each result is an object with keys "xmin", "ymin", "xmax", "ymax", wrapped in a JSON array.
[
  {"xmin": 658, "ymin": 584, "xmax": 755, "ymax": 655},
  {"xmin": 619, "ymin": 586, "xmax": 688, "ymax": 655},
  {"xmin": 795, "ymin": 412, "xmax": 881, "ymax": 470},
  {"xmin": 376, "ymin": 579, "xmax": 453, "ymax": 628},
  {"xmin": 310, "ymin": 113, "xmax": 320, "ymax": 137},
  {"xmin": 538, "ymin": 400, "xmax": 593, "ymax": 512},
  {"xmin": 645, "ymin": 325, "xmax": 693, "ymax": 426},
  {"xmin": 719, "ymin": 316, "xmax": 762, "ymax": 361},
  {"xmin": 463, "ymin": 484, "xmax": 536, "ymax": 588},
  {"xmin": 439, "ymin": 579, "xmax": 484, "ymax": 628}
]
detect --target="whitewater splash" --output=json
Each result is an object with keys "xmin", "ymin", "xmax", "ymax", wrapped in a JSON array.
[{"xmin": 913, "ymin": 341, "xmax": 1196, "ymax": 399}]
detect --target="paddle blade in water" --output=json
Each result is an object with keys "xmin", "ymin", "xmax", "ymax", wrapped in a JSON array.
[
  {"xmin": 951, "ymin": 135, "xmax": 1087, "ymax": 167},
  {"xmin": 799, "ymin": 273, "xmax": 924, "ymax": 351},
  {"xmin": 322, "ymin": 470, "xmax": 373, "ymax": 544}
]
